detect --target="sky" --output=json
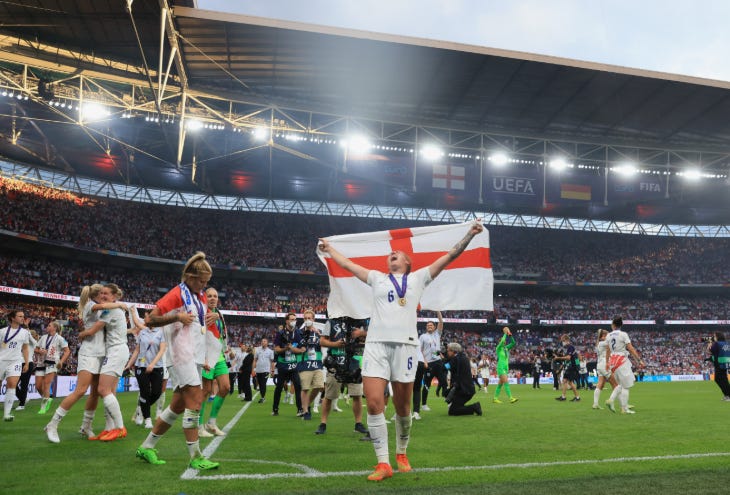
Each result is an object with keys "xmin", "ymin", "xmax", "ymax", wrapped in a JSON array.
[{"xmin": 197, "ymin": 0, "xmax": 730, "ymax": 83}]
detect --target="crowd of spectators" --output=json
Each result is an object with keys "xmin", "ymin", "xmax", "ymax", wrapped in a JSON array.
[
  {"xmin": 0, "ymin": 176, "xmax": 725, "ymax": 379},
  {"xmin": 2, "ymin": 176, "xmax": 730, "ymax": 285},
  {"xmin": 2, "ymin": 252, "xmax": 728, "ymax": 321}
]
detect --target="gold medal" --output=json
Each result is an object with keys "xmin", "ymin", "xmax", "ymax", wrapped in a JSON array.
[{"xmin": 398, "ymin": 298, "xmax": 407, "ymax": 306}]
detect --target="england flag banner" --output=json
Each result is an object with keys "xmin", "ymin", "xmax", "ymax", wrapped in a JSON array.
[{"xmin": 318, "ymin": 221, "xmax": 493, "ymax": 319}]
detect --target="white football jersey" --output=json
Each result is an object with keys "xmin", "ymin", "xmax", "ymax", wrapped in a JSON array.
[
  {"xmin": 100, "ymin": 307, "xmax": 129, "ymax": 348},
  {"xmin": 366, "ymin": 267, "xmax": 432, "ymax": 346},
  {"xmin": 0, "ymin": 326, "xmax": 30, "ymax": 362},
  {"xmin": 596, "ymin": 339, "xmax": 608, "ymax": 366},
  {"xmin": 607, "ymin": 330, "xmax": 631, "ymax": 357},
  {"xmin": 79, "ymin": 300, "xmax": 106, "ymax": 357}
]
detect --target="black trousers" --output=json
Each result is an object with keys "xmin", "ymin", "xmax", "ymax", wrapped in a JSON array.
[
  {"xmin": 272, "ymin": 366, "xmax": 302, "ymax": 412},
  {"xmin": 228, "ymin": 372, "xmax": 237, "ymax": 395},
  {"xmin": 233, "ymin": 370, "xmax": 252, "ymax": 399},
  {"xmin": 533, "ymin": 371, "xmax": 540, "ymax": 388},
  {"xmin": 422, "ymin": 360, "xmax": 446, "ymax": 405},
  {"xmin": 136, "ymin": 367, "xmax": 164, "ymax": 419},
  {"xmin": 256, "ymin": 372, "xmax": 269, "ymax": 398},
  {"xmin": 552, "ymin": 369, "xmax": 561, "ymax": 389},
  {"xmin": 412, "ymin": 361, "xmax": 425, "ymax": 414},
  {"xmin": 448, "ymin": 389, "xmax": 480, "ymax": 416},
  {"xmin": 714, "ymin": 367, "xmax": 730, "ymax": 396},
  {"xmin": 16, "ymin": 362, "xmax": 36, "ymax": 406}
]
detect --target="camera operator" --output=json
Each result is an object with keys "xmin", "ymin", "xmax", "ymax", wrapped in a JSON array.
[
  {"xmin": 315, "ymin": 317, "xmax": 369, "ymax": 435},
  {"xmin": 707, "ymin": 332, "xmax": 730, "ymax": 400},
  {"xmin": 419, "ymin": 311, "xmax": 446, "ymax": 412},
  {"xmin": 443, "ymin": 343, "xmax": 482, "ymax": 416},
  {"xmin": 548, "ymin": 347, "xmax": 562, "ymax": 390},
  {"xmin": 532, "ymin": 352, "xmax": 542, "ymax": 389},
  {"xmin": 294, "ymin": 309, "xmax": 325, "ymax": 421},
  {"xmin": 271, "ymin": 313, "xmax": 304, "ymax": 416}
]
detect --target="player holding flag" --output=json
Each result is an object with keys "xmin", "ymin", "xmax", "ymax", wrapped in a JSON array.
[{"xmin": 318, "ymin": 220, "xmax": 484, "ymax": 481}]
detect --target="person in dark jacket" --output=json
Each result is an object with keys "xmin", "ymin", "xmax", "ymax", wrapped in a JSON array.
[
  {"xmin": 239, "ymin": 345, "xmax": 254, "ymax": 402},
  {"xmin": 443, "ymin": 343, "xmax": 482, "ymax": 416}
]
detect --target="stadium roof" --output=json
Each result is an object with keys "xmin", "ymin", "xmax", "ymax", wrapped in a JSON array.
[{"xmin": 0, "ymin": 1, "xmax": 729, "ymax": 223}]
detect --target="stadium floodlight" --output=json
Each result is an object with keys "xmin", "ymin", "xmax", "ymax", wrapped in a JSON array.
[
  {"xmin": 550, "ymin": 158, "xmax": 569, "ymax": 171},
  {"xmin": 682, "ymin": 168, "xmax": 702, "ymax": 181},
  {"xmin": 420, "ymin": 144, "xmax": 444, "ymax": 162},
  {"xmin": 186, "ymin": 118, "xmax": 203, "ymax": 131},
  {"xmin": 341, "ymin": 135, "xmax": 372, "ymax": 155},
  {"xmin": 253, "ymin": 127, "xmax": 270, "ymax": 141},
  {"xmin": 79, "ymin": 102, "xmax": 110, "ymax": 122},
  {"xmin": 615, "ymin": 163, "xmax": 637, "ymax": 176},
  {"xmin": 490, "ymin": 153, "xmax": 510, "ymax": 167}
]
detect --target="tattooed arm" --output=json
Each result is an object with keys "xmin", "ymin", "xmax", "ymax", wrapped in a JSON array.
[{"xmin": 428, "ymin": 221, "xmax": 484, "ymax": 280}]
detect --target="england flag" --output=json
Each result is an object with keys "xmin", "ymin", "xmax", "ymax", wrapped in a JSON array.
[{"xmin": 317, "ymin": 221, "xmax": 493, "ymax": 318}]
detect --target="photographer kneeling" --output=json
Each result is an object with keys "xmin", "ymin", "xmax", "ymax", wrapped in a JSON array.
[{"xmin": 444, "ymin": 343, "xmax": 483, "ymax": 416}]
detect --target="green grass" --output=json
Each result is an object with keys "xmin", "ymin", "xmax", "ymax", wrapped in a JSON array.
[{"xmin": 2, "ymin": 382, "xmax": 729, "ymax": 495}]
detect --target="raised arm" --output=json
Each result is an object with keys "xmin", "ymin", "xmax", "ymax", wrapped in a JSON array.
[
  {"xmin": 436, "ymin": 311, "xmax": 443, "ymax": 333},
  {"xmin": 428, "ymin": 221, "xmax": 484, "ymax": 280},
  {"xmin": 318, "ymin": 238, "xmax": 370, "ymax": 283}
]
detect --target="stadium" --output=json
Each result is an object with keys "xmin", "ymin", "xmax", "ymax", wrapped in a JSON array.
[{"xmin": 0, "ymin": 2, "xmax": 729, "ymax": 494}]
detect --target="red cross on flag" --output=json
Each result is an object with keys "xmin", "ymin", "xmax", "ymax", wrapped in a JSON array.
[
  {"xmin": 432, "ymin": 164, "xmax": 465, "ymax": 190},
  {"xmin": 317, "ymin": 221, "xmax": 493, "ymax": 319}
]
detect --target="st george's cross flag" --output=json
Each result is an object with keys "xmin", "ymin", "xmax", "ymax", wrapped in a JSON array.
[{"xmin": 317, "ymin": 221, "xmax": 493, "ymax": 319}]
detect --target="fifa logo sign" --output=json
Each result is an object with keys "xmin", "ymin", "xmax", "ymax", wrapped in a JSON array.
[{"xmin": 640, "ymin": 182, "xmax": 661, "ymax": 192}]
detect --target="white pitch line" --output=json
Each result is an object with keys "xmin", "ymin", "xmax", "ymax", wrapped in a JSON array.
[
  {"xmin": 188, "ymin": 451, "xmax": 730, "ymax": 481},
  {"xmin": 180, "ymin": 392, "xmax": 259, "ymax": 480}
]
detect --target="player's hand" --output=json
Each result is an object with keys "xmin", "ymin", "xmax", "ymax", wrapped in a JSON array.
[
  {"xmin": 318, "ymin": 238, "xmax": 331, "ymax": 253},
  {"xmin": 205, "ymin": 312, "xmax": 218, "ymax": 326},
  {"xmin": 178, "ymin": 312, "xmax": 196, "ymax": 326}
]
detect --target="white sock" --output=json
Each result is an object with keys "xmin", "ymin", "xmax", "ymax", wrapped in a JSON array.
[
  {"xmin": 333, "ymin": 398, "xmax": 339, "ymax": 409},
  {"xmin": 104, "ymin": 409, "xmax": 115, "ymax": 430},
  {"xmin": 103, "ymin": 394, "xmax": 124, "ymax": 429},
  {"xmin": 4, "ymin": 388, "xmax": 16, "ymax": 417},
  {"xmin": 619, "ymin": 388, "xmax": 630, "ymax": 410},
  {"xmin": 367, "ymin": 413, "xmax": 389, "ymax": 464},
  {"xmin": 593, "ymin": 388, "xmax": 601, "ymax": 407},
  {"xmin": 394, "ymin": 414, "xmax": 412, "ymax": 454},
  {"xmin": 80, "ymin": 409, "xmax": 95, "ymax": 430},
  {"xmin": 49, "ymin": 406, "xmax": 68, "ymax": 426},
  {"xmin": 608, "ymin": 385, "xmax": 622, "ymax": 403},
  {"xmin": 186, "ymin": 440, "xmax": 202, "ymax": 459},
  {"xmin": 141, "ymin": 432, "xmax": 162, "ymax": 449}
]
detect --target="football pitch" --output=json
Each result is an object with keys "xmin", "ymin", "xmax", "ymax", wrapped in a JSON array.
[{"xmin": 2, "ymin": 381, "xmax": 729, "ymax": 495}]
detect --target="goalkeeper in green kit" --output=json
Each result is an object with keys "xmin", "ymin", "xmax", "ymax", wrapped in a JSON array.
[{"xmin": 493, "ymin": 327, "xmax": 518, "ymax": 404}]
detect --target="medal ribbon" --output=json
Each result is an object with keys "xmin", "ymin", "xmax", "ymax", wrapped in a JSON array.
[
  {"xmin": 179, "ymin": 283, "xmax": 205, "ymax": 325},
  {"xmin": 45, "ymin": 334, "xmax": 55, "ymax": 351},
  {"xmin": 388, "ymin": 273, "xmax": 408, "ymax": 301},
  {"xmin": 4, "ymin": 326, "xmax": 21, "ymax": 345}
]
